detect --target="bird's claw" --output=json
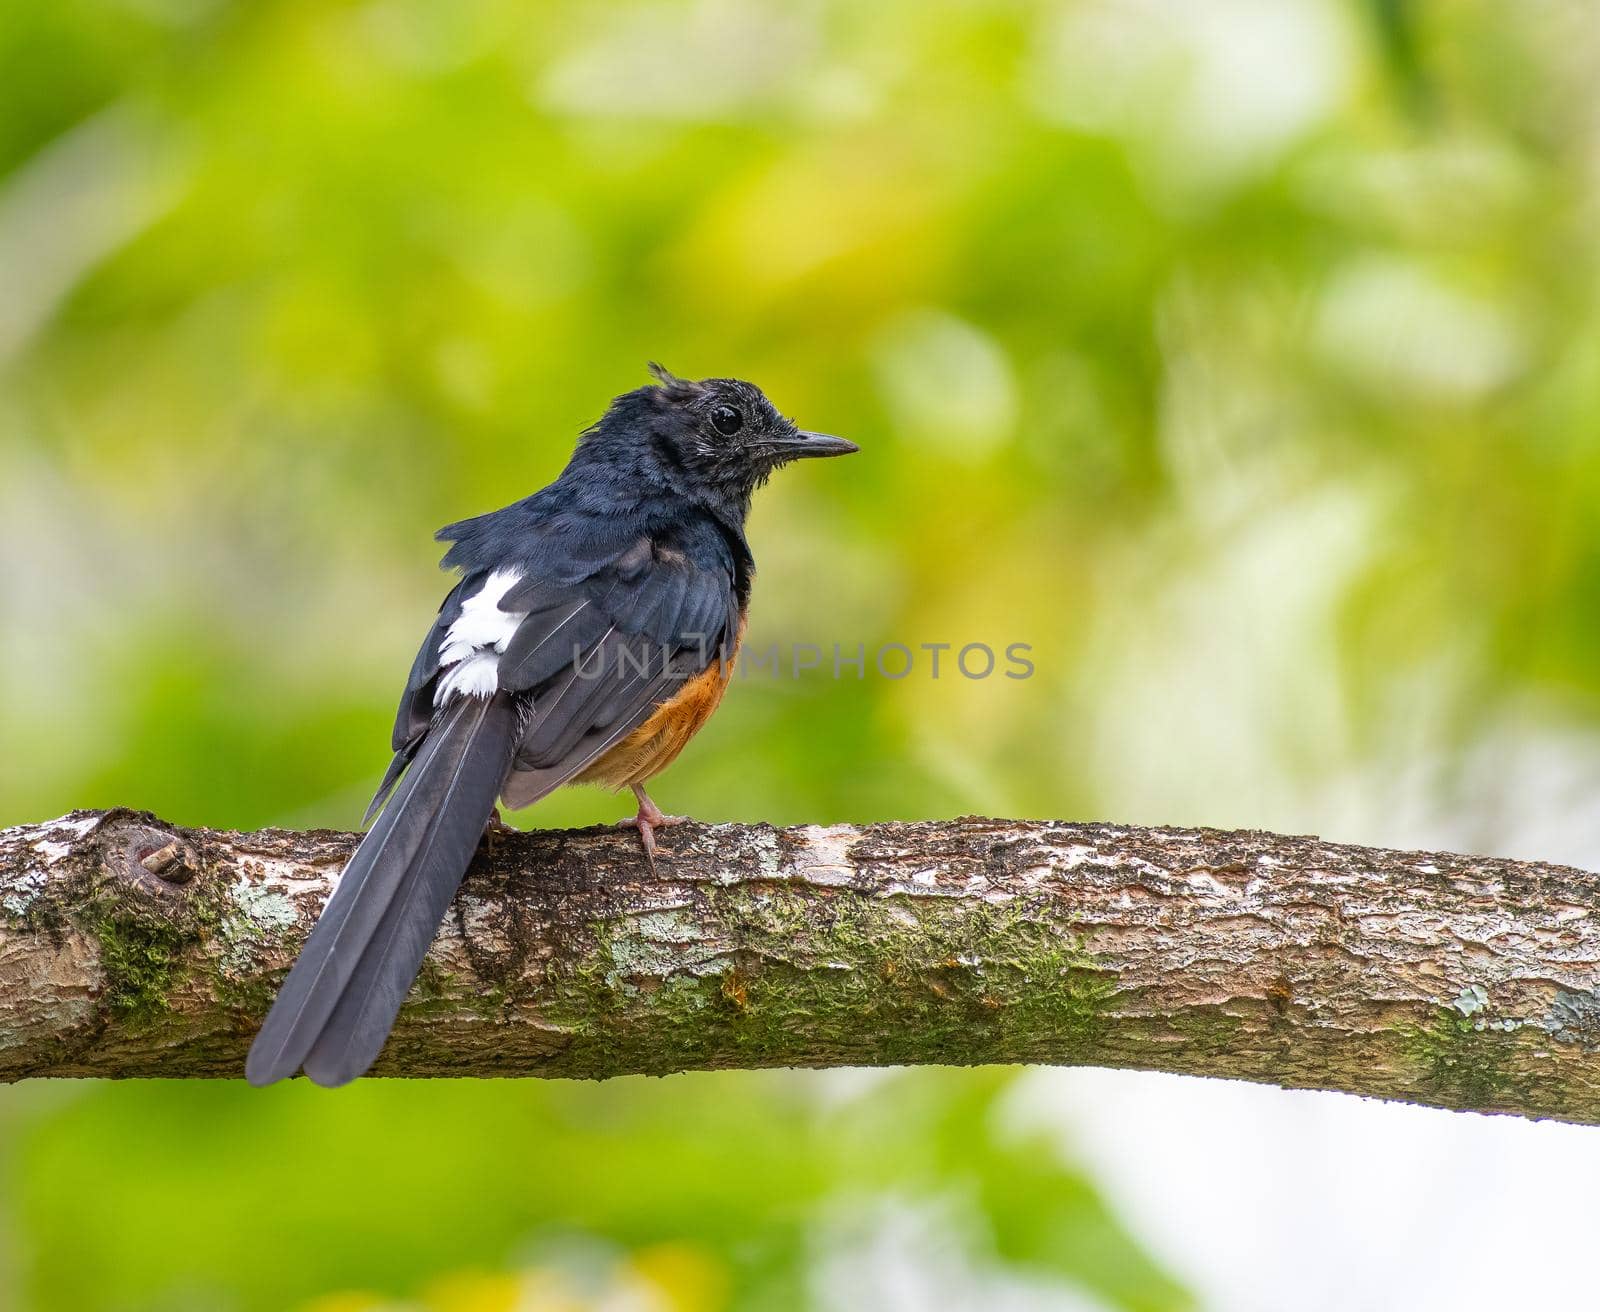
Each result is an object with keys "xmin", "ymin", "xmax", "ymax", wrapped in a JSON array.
[
  {"xmin": 615, "ymin": 789, "xmax": 686, "ymax": 871},
  {"xmin": 480, "ymin": 807, "xmax": 517, "ymax": 856}
]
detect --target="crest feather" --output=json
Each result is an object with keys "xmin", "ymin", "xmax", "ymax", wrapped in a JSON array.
[{"xmin": 647, "ymin": 362, "xmax": 701, "ymax": 399}]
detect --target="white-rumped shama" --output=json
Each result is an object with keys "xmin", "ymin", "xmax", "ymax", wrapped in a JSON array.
[{"xmin": 247, "ymin": 366, "xmax": 856, "ymax": 1086}]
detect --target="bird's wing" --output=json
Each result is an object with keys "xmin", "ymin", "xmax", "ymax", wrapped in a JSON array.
[
  {"xmin": 367, "ymin": 526, "xmax": 738, "ymax": 819},
  {"xmin": 496, "ymin": 530, "xmax": 739, "ymax": 808}
]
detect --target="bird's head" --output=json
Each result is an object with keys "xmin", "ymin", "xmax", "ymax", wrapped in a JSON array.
[{"xmin": 576, "ymin": 365, "xmax": 857, "ymax": 516}]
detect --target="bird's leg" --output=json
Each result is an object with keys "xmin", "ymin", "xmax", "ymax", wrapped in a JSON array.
[
  {"xmin": 480, "ymin": 806, "xmax": 517, "ymax": 856},
  {"xmin": 614, "ymin": 783, "xmax": 687, "ymax": 868}
]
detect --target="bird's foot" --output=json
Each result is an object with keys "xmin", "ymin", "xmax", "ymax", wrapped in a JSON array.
[
  {"xmin": 480, "ymin": 807, "xmax": 517, "ymax": 856},
  {"xmin": 614, "ymin": 787, "xmax": 687, "ymax": 870}
]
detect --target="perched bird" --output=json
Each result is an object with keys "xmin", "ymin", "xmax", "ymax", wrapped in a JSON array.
[{"xmin": 246, "ymin": 366, "xmax": 856, "ymax": 1087}]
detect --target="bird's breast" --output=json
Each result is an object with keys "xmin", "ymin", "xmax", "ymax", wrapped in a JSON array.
[{"xmin": 575, "ymin": 618, "xmax": 746, "ymax": 789}]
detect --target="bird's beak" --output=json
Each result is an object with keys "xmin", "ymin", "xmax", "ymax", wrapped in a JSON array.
[{"xmin": 761, "ymin": 430, "xmax": 859, "ymax": 459}]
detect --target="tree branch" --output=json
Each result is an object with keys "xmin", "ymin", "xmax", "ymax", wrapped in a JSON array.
[{"xmin": 3, "ymin": 808, "xmax": 1599, "ymax": 1120}]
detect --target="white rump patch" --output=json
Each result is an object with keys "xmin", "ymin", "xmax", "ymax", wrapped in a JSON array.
[{"xmin": 435, "ymin": 567, "xmax": 525, "ymax": 705}]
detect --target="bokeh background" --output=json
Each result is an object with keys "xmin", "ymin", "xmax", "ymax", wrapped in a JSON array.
[{"xmin": 7, "ymin": 0, "xmax": 1600, "ymax": 1308}]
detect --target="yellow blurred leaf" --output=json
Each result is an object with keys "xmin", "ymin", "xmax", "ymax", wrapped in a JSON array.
[
  {"xmin": 627, "ymin": 1243, "xmax": 730, "ymax": 1312},
  {"xmin": 296, "ymin": 1294, "xmax": 392, "ymax": 1312},
  {"xmin": 419, "ymin": 1270, "xmax": 523, "ymax": 1312}
]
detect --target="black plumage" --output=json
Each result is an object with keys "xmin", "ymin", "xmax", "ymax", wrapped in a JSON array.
[
  {"xmin": 246, "ymin": 691, "xmax": 519, "ymax": 1086},
  {"xmin": 247, "ymin": 365, "xmax": 856, "ymax": 1086}
]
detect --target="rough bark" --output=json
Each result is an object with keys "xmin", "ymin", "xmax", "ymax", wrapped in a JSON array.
[{"xmin": 3, "ymin": 807, "xmax": 1600, "ymax": 1121}]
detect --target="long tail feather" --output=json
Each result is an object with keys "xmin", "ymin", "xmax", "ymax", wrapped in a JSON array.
[{"xmin": 246, "ymin": 693, "xmax": 516, "ymax": 1087}]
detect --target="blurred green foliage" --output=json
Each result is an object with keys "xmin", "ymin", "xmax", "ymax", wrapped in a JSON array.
[
  {"xmin": 7, "ymin": 1072, "xmax": 1184, "ymax": 1311},
  {"xmin": 4, "ymin": 0, "xmax": 1599, "ymax": 1307}
]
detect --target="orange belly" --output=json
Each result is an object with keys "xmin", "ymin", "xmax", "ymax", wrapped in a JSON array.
[{"xmin": 574, "ymin": 620, "xmax": 745, "ymax": 790}]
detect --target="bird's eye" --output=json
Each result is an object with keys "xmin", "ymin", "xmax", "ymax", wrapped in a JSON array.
[{"xmin": 711, "ymin": 405, "xmax": 743, "ymax": 436}]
